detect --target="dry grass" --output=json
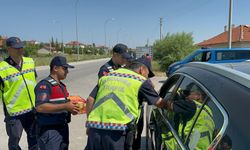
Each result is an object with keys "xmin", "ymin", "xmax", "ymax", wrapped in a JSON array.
[{"xmin": 154, "ymin": 71, "xmax": 166, "ymax": 77}]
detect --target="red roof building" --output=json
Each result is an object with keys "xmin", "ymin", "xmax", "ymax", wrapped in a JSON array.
[
  {"xmin": 197, "ymin": 25, "xmax": 250, "ymax": 48},
  {"xmin": 65, "ymin": 41, "xmax": 85, "ymax": 48}
]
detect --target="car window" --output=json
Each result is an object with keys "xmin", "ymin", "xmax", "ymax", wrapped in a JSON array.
[
  {"xmin": 160, "ymin": 75, "xmax": 225, "ymax": 150},
  {"xmin": 201, "ymin": 51, "xmax": 211, "ymax": 62},
  {"xmin": 192, "ymin": 53, "xmax": 203, "ymax": 62},
  {"xmin": 205, "ymin": 51, "xmax": 211, "ymax": 61},
  {"xmin": 216, "ymin": 50, "xmax": 250, "ymax": 60},
  {"xmin": 191, "ymin": 51, "xmax": 211, "ymax": 62},
  {"xmin": 159, "ymin": 74, "xmax": 181, "ymax": 98}
]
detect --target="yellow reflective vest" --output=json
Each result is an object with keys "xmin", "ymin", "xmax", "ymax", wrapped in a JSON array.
[
  {"xmin": 0, "ymin": 57, "xmax": 36, "ymax": 116},
  {"xmin": 179, "ymin": 101, "xmax": 215, "ymax": 150},
  {"xmin": 86, "ymin": 68, "xmax": 146, "ymax": 131},
  {"xmin": 162, "ymin": 101, "xmax": 215, "ymax": 150}
]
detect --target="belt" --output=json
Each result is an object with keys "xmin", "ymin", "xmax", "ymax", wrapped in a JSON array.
[{"xmin": 40, "ymin": 123, "xmax": 67, "ymax": 130}]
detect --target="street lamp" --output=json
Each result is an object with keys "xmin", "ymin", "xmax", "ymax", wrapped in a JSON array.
[
  {"xmin": 116, "ymin": 28, "xmax": 122, "ymax": 43},
  {"xmin": 75, "ymin": 0, "xmax": 80, "ymax": 60},
  {"xmin": 104, "ymin": 18, "xmax": 115, "ymax": 50},
  {"xmin": 228, "ymin": 0, "xmax": 233, "ymax": 48},
  {"xmin": 61, "ymin": 24, "xmax": 64, "ymax": 54}
]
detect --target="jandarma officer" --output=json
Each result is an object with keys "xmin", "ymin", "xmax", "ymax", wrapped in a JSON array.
[
  {"xmin": 98, "ymin": 43, "xmax": 132, "ymax": 78},
  {"xmin": 34, "ymin": 56, "xmax": 80, "ymax": 150},
  {"xmin": 85, "ymin": 57, "xmax": 169, "ymax": 150},
  {"xmin": 86, "ymin": 43, "xmax": 132, "ymax": 120},
  {"xmin": 0, "ymin": 37, "xmax": 38, "ymax": 150}
]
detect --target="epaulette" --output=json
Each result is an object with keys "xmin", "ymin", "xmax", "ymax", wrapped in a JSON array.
[
  {"xmin": 44, "ymin": 77, "xmax": 58, "ymax": 86},
  {"xmin": 104, "ymin": 63, "xmax": 114, "ymax": 72}
]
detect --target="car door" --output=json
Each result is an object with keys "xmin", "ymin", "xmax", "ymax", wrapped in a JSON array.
[
  {"xmin": 157, "ymin": 74, "xmax": 227, "ymax": 150},
  {"xmin": 148, "ymin": 74, "xmax": 184, "ymax": 150}
]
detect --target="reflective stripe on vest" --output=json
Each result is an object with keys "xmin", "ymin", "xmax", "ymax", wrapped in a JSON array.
[
  {"xmin": 86, "ymin": 121, "xmax": 128, "ymax": 130},
  {"xmin": 92, "ymin": 92, "xmax": 134, "ymax": 120},
  {"xmin": 87, "ymin": 68, "xmax": 146, "ymax": 131},
  {"xmin": 0, "ymin": 57, "xmax": 36, "ymax": 116},
  {"xmin": 8, "ymin": 79, "xmax": 35, "ymax": 108},
  {"xmin": 49, "ymin": 97, "xmax": 66, "ymax": 102}
]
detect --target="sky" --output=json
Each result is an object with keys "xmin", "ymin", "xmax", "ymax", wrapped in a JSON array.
[{"xmin": 0, "ymin": 0, "xmax": 250, "ymax": 48}]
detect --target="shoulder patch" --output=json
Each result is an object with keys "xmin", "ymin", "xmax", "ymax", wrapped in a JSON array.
[
  {"xmin": 39, "ymin": 85, "xmax": 47, "ymax": 90},
  {"xmin": 38, "ymin": 93, "xmax": 48, "ymax": 101}
]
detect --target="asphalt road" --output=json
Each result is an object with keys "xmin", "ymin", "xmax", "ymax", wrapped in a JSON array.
[{"xmin": 0, "ymin": 58, "xmax": 166, "ymax": 150}]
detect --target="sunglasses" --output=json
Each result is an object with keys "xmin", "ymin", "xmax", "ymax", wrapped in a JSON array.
[{"xmin": 61, "ymin": 66, "xmax": 68, "ymax": 70}]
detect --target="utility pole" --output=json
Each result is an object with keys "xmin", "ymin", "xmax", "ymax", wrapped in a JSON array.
[
  {"xmin": 61, "ymin": 24, "xmax": 64, "ymax": 54},
  {"xmin": 104, "ymin": 18, "xmax": 115, "ymax": 50},
  {"xmin": 75, "ymin": 0, "xmax": 80, "ymax": 60},
  {"xmin": 160, "ymin": 17, "xmax": 163, "ymax": 40},
  {"xmin": 228, "ymin": 0, "xmax": 233, "ymax": 48},
  {"xmin": 49, "ymin": 41, "xmax": 51, "ymax": 53}
]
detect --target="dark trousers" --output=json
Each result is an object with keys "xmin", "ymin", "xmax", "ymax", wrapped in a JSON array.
[
  {"xmin": 4, "ymin": 111, "xmax": 37, "ymax": 150},
  {"xmin": 37, "ymin": 124, "xmax": 69, "ymax": 150},
  {"xmin": 85, "ymin": 128, "xmax": 127, "ymax": 150},
  {"xmin": 133, "ymin": 108, "xmax": 144, "ymax": 150}
]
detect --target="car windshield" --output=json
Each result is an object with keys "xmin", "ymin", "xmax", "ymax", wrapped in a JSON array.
[{"xmin": 183, "ymin": 51, "xmax": 197, "ymax": 60}]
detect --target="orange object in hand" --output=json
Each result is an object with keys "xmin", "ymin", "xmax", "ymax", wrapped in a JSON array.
[{"xmin": 68, "ymin": 95, "xmax": 86, "ymax": 114}]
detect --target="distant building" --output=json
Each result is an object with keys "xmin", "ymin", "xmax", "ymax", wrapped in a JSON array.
[
  {"xmin": 135, "ymin": 46, "xmax": 152, "ymax": 59},
  {"xmin": 197, "ymin": 25, "xmax": 250, "ymax": 48},
  {"xmin": 25, "ymin": 40, "xmax": 40, "ymax": 45},
  {"xmin": 37, "ymin": 48, "xmax": 52, "ymax": 54},
  {"xmin": 65, "ymin": 41, "xmax": 85, "ymax": 48},
  {"xmin": 42, "ymin": 45, "xmax": 56, "ymax": 53},
  {"xmin": 0, "ymin": 35, "xmax": 7, "ymax": 49},
  {"xmin": 96, "ymin": 45, "xmax": 105, "ymax": 49}
]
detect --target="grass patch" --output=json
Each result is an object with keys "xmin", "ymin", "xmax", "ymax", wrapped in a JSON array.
[
  {"xmin": 32, "ymin": 54, "xmax": 109, "ymax": 66},
  {"xmin": 152, "ymin": 60, "xmax": 165, "ymax": 77}
]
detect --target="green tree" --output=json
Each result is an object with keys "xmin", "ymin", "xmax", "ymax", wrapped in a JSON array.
[
  {"xmin": 51, "ymin": 37, "xmax": 55, "ymax": 48},
  {"xmin": 55, "ymin": 39, "xmax": 60, "ymax": 52},
  {"xmin": 98, "ymin": 49, "xmax": 105, "ymax": 55},
  {"xmin": 24, "ymin": 43, "xmax": 39, "ymax": 56},
  {"xmin": 153, "ymin": 32, "xmax": 198, "ymax": 71},
  {"xmin": 64, "ymin": 47, "xmax": 73, "ymax": 54},
  {"xmin": 39, "ymin": 42, "xmax": 45, "ymax": 49}
]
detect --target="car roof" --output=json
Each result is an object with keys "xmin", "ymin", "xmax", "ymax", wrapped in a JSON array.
[
  {"xmin": 185, "ymin": 62, "xmax": 250, "ymax": 88},
  {"xmin": 197, "ymin": 47, "xmax": 250, "ymax": 51},
  {"xmin": 219, "ymin": 61, "xmax": 250, "ymax": 75}
]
